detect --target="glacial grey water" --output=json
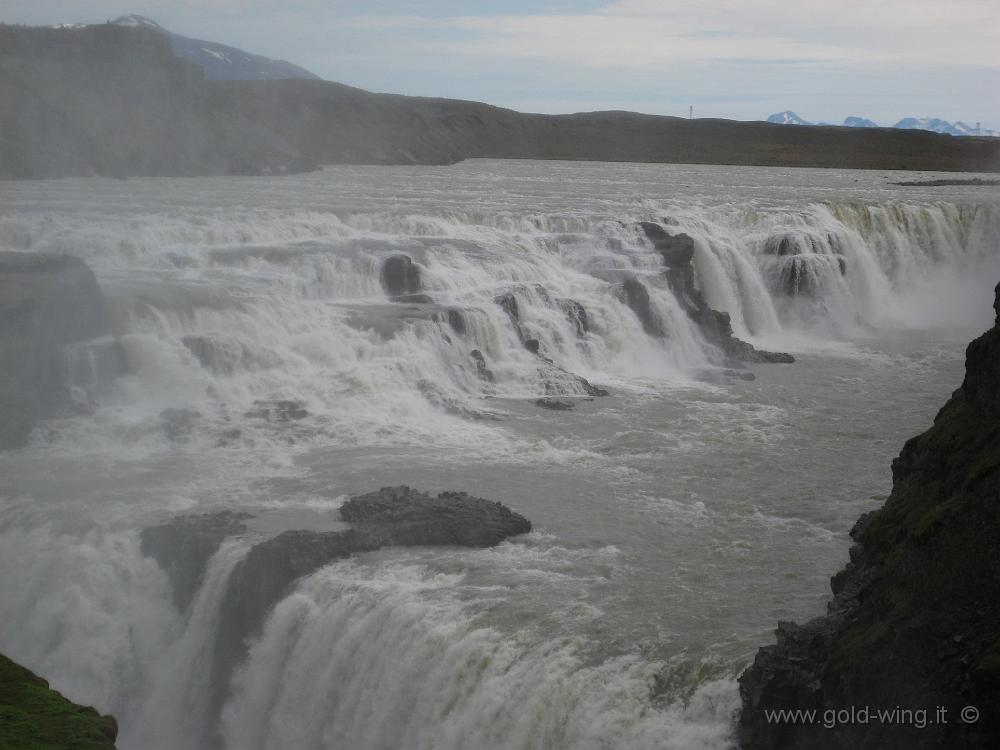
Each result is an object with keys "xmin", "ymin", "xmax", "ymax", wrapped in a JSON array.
[{"xmin": 1, "ymin": 161, "xmax": 999, "ymax": 749}]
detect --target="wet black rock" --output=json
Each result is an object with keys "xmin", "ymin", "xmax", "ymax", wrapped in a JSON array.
[
  {"xmin": 390, "ymin": 293, "xmax": 434, "ymax": 304},
  {"xmin": 524, "ymin": 338, "xmax": 541, "ymax": 354},
  {"xmin": 244, "ymin": 399, "xmax": 308, "ymax": 422},
  {"xmin": 535, "ymin": 398, "xmax": 576, "ymax": 410},
  {"xmin": 340, "ymin": 486, "xmax": 532, "ymax": 546},
  {"xmin": 0, "ymin": 252, "xmax": 112, "ymax": 449},
  {"xmin": 495, "ymin": 292, "xmax": 520, "ymax": 322},
  {"xmin": 618, "ymin": 276, "xmax": 666, "ymax": 338},
  {"xmin": 380, "ymin": 254, "xmax": 421, "ymax": 297},
  {"xmin": 196, "ymin": 486, "xmax": 530, "ymax": 740},
  {"xmin": 417, "ymin": 379, "xmax": 503, "ymax": 420},
  {"xmin": 640, "ymin": 223, "xmax": 696, "ymax": 267},
  {"xmin": 738, "ymin": 282, "xmax": 1000, "ymax": 749},
  {"xmin": 772, "ymin": 255, "xmax": 848, "ymax": 297},
  {"xmin": 578, "ymin": 379, "xmax": 610, "ymax": 397},
  {"xmin": 763, "ymin": 233, "xmax": 799, "ymax": 257},
  {"xmin": 541, "ymin": 366, "xmax": 609, "ymax": 398},
  {"xmin": 470, "ymin": 349, "xmax": 495, "ymax": 383},
  {"xmin": 557, "ymin": 298, "xmax": 589, "ymax": 336},
  {"xmin": 447, "ymin": 308, "xmax": 467, "ymax": 336},
  {"xmin": 140, "ymin": 510, "xmax": 252, "ymax": 611},
  {"xmin": 635, "ymin": 223, "xmax": 795, "ymax": 366}
]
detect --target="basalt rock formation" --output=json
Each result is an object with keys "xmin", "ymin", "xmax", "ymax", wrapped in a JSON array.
[
  {"xmin": 738, "ymin": 282, "xmax": 1000, "ymax": 749},
  {"xmin": 141, "ymin": 486, "xmax": 531, "ymax": 745},
  {"xmin": 637, "ymin": 223, "xmax": 794, "ymax": 366},
  {"xmin": 0, "ymin": 652, "xmax": 118, "ymax": 750},
  {"xmin": 3, "ymin": 24, "xmax": 999, "ymax": 179},
  {"xmin": 0, "ymin": 252, "xmax": 111, "ymax": 449}
]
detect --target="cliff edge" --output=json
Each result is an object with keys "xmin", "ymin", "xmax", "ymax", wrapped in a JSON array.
[
  {"xmin": 0, "ymin": 652, "xmax": 118, "ymax": 749},
  {"xmin": 738, "ymin": 283, "xmax": 1000, "ymax": 748}
]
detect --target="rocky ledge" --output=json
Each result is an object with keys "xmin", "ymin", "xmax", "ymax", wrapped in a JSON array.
[
  {"xmin": 0, "ymin": 652, "xmax": 118, "ymax": 750},
  {"xmin": 141, "ymin": 486, "xmax": 531, "ymax": 744},
  {"xmin": 738, "ymin": 282, "xmax": 1000, "ymax": 749},
  {"xmin": 637, "ymin": 223, "xmax": 794, "ymax": 366}
]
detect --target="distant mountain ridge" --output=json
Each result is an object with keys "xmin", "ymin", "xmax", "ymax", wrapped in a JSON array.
[
  {"xmin": 766, "ymin": 111, "xmax": 811, "ymax": 126},
  {"xmin": 3, "ymin": 24, "xmax": 999, "ymax": 178},
  {"xmin": 111, "ymin": 15, "xmax": 319, "ymax": 81},
  {"xmin": 768, "ymin": 111, "xmax": 998, "ymax": 137}
]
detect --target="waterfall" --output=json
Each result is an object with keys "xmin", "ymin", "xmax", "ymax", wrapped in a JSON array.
[
  {"xmin": 2, "ymin": 191, "xmax": 996, "ymax": 452},
  {"xmin": 1, "ymin": 164, "xmax": 997, "ymax": 750}
]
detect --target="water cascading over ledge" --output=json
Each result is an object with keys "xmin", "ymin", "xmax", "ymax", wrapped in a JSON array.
[{"xmin": 0, "ymin": 196, "xmax": 997, "ymax": 452}]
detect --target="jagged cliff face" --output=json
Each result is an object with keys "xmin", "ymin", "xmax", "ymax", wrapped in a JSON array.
[
  {"xmin": 738, "ymin": 282, "xmax": 1000, "ymax": 749},
  {"xmin": 2, "ymin": 24, "xmax": 999, "ymax": 178}
]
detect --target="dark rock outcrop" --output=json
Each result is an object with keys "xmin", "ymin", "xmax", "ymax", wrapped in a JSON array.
[
  {"xmin": 447, "ymin": 308, "xmax": 467, "ymax": 335},
  {"xmin": 495, "ymin": 292, "xmax": 520, "ymax": 323},
  {"xmin": 380, "ymin": 255, "xmax": 421, "ymax": 297},
  {"xmin": 390, "ymin": 293, "xmax": 434, "ymax": 304},
  {"xmin": 340, "ymin": 486, "xmax": 532, "ymax": 546},
  {"xmin": 143, "ymin": 487, "xmax": 531, "ymax": 743},
  {"xmin": 0, "ymin": 252, "xmax": 111, "ymax": 449},
  {"xmin": 140, "ymin": 510, "xmax": 252, "ymax": 611},
  {"xmin": 535, "ymin": 398, "xmax": 576, "ymax": 411},
  {"xmin": 617, "ymin": 276, "xmax": 666, "ymax": 338},
  {"xmin": 470, "ymin": 349, "xmax": 496, "ymax": 383},
  {"xmin": 738, "ymin": 282, "xmax": 1000, "ymax": 749},
  {"xmin": 635, "ymin": 224, "xmax": 795, "ymax": 365},
  {"xmin": 0, "ymin": 652, "xmax": 118, "ymax": 750},
  {"xmin": 640, "ymin": 223, "xmax": 696, "ymax": 267},
  {"xmin": 417, "ymin": 379, "xmax": 503, "ymax": 420},
  {"xmin": 216, "ymin": 487, "xmax": 530, "ymax": 646},
  {"xmin": 761, "ymin": 234, "xmax": 849, "ymax": 297},
  {"xmin": 557, "ymin": 298, "xmax": 589, "ymax": 337}
]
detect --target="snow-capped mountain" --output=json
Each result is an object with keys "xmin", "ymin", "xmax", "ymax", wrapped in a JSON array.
[
  {"xmin": 767, "ymin": 111, "xmax": 997, "ymax": 137},
  {"xmin": 893, "ymin": 117, "xmax": 997, "ymax": 137},
  {"xmin": 111, "ymin": 15, "xmax": 318, "ymax": 81},
  {"xmin": 767, "ymin": 111, "xmax": 811, "ymax": 126},
  {"xmin": 843, "ymin": 116, "xmax": 879, "ymax": 128}
]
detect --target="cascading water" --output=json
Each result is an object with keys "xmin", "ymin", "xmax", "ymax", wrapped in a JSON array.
[{"xmin": 1, "ymin": 161, "xmax": 998, "ymax": 750}]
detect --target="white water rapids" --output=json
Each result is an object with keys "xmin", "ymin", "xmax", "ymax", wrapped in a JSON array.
[{"xmin": 0, "ymin": 161, "xmax": 998, "ymax": 749}]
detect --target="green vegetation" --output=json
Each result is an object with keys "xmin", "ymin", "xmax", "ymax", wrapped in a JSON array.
[{"xmin": 0, "ymin": 653, "xmax": 117, "ymax": 750}]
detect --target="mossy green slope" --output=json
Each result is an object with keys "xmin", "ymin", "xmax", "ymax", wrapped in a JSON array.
[{"xmin": 0, "ymin": 653, "xmax": 117, "ymax": 750}]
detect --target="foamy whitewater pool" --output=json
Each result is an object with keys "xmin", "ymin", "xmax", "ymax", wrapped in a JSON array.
[{"xmin": 1, "ymin": 161, "xmax": 998, "ymax": 749}]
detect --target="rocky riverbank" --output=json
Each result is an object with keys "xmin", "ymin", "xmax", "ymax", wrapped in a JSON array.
[
  {"xmin": 738, "ymin": 282, "xmax": 1000, "ymax": 748},
  {"xmin": 0, "ymin": 652, "xmax": 118, "ymax": 750}
]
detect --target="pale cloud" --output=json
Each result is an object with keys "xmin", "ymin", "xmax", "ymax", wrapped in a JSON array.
[
  {"xmin": 4, "ymin": 0, "xmax": 999, "ymax": 125},
  {"xmin": 347, "ymin": 0, "xmax": 1000, "ymax": 71}
]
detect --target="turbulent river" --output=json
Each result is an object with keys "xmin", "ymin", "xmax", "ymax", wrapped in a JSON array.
[{"xmin": 1, "ymin": 160, "xmax": 999, "ymax": 750}]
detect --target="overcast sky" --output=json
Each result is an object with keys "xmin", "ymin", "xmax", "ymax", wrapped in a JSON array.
[{"xmin": 6, "ymin": 0, "xmax": 1000, "ymax": 128}]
